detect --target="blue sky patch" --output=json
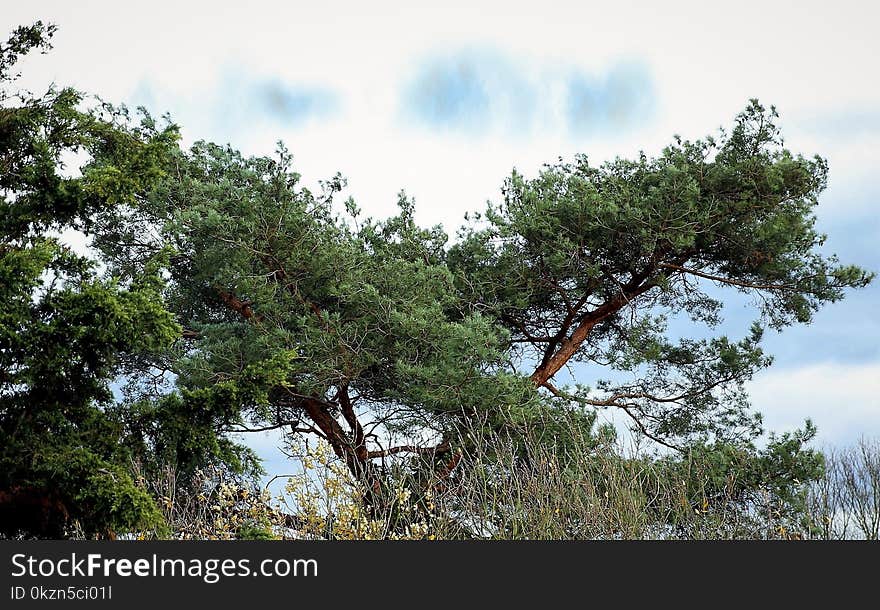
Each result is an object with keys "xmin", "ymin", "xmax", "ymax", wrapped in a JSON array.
[
  {"xmin": 129, "ymin": 68, "xmax": 340, "ymax": 144},
  {"xmin": 256, "ymin": 78, "xmax": 339, "ymax": 126},
  {"xmin": 401, "ymin": 49, "xmax": 655, "ymax": 138},
  {"xmin": 567, "ymin": 61, "xmax": 655, "ymax": 135},
  {"xmin": 401, "ymin": 51, "xmax": 494, "ymax": 132}
]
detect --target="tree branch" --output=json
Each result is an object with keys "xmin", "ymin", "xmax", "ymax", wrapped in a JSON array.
[
  {"xmin": 215, "ymin": 285, "xmax": 263, "ymax": 322},
  {"xmin": 367, "ymin": 440, "xmax": 451, "ymax": 459},
  {"xmin": 658, "ymin": 262, "xmax": 799, "ymax": 291}
]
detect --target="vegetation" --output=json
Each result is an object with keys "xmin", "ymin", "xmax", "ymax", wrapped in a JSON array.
[
  {"xmin": 0, "ymin": 23, "xmax": 179, "ymax": 538},
  {"xmin": 806, "ymin": 437, "xmax": 880, "ymax": 540},
  {"xmin": 1, "ymin": 22, "xmax": 875, "ymax": 540},
  {"xmin": 148, "ymin": 424, "xmax": 880, "ymax": 540}
]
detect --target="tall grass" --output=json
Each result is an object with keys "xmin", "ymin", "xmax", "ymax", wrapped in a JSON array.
[
  {"xmin": 275, "ymin": 415, "xmax": 826, "ymax": 540},
  {"xmin": 141, "ymin": 418, "xmax": 880, "ymax": 540}
]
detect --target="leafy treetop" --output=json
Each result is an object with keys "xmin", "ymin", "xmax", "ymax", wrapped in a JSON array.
[{"xmin": 449, "ymin": 101, "xmax": 873, "ymax": 445}]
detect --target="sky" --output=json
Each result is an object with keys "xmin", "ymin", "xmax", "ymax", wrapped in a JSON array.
[{"xmin": 5, "ymin": 1, "xmax": 879, "ymax": 471}]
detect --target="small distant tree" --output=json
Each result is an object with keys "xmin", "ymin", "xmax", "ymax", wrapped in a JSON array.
[{"xmin": 808, "ymin": 438, "xmax": 880, "ymax": 540}]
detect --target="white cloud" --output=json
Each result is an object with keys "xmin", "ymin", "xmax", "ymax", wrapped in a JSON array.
[
  {"xmin": 8, "ymin": 0, "xmax": 880, "ymax": 234},
  {"xmin": 748, "ymin": 362, "xmax": 880, "ymax": 446}
]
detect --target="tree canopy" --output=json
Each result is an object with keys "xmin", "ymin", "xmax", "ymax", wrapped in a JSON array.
[
  {"xmin": 449, "ymin": 104, "xmax": 872, "ymax": 446},
  {"xmin": 96, "ymin": 140, "xmax": 547, "ymax": 498},
  {"xmin": 1, "ymin": 21, "xmax": 873, "ymax": 538},
  {"xmin": 97, "ymin": 99, "xmax": 871, "ymax": 513},
  {"xmin": 0, "ymin": 22, "xmax": 180, "ymax": 537}
]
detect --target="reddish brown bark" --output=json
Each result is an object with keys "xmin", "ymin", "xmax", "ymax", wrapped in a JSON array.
[
  {"xmin": 530, "ymin": 283, "xmax": 654, "ymax": 386},
  {"xmin": 215, "ymin": 286, "xmax": 262, "ymax": 321},
  {"xmin": 298, "ymin": 396, "xmax": 382, "ymax": 497}
]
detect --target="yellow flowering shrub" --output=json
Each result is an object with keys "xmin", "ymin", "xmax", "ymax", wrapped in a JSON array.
[
  {"xmin": 142, "ymin": 466, "xmax": 285, "ymax": 540},
  {"xmin": 283, "ymin": 440, "xmax": 436, "ymax": 540}
]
